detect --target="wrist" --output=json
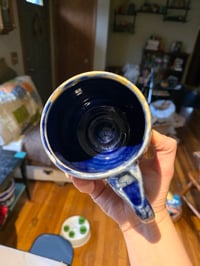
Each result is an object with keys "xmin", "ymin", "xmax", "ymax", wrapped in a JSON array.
[
  {"xmin": 120, "ymin": 208, "xmax": 192, "ymax": 266},
  {"xmin": 120, "ymin": 208, "xmax": 169, "ymax": 234}
]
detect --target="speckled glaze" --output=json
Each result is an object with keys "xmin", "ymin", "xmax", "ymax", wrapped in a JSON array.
[{"xmin": 40, "ymin": 71, "xmax": 154, "ymax": 222}]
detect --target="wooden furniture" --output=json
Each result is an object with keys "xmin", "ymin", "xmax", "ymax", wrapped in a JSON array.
[
  {"xmin": 181, "ymin": 170, "xmax": 200, "ymax": 219},
  {"xmin": 140, "ymin": 49, "xmax": 189, "ymax": 84},
  {"xmin": 163, "ymin": 0, "xmax": 191, "ymax": 23},
  {"xmin": 0, "ymin": 149, "xmax": 30, "ymax": 225},
  {"xmin": 139, "ymin": 49, "xmax": 188, "ymax": 112},
  {"xmin": 113, "ymin": 10, "xmax": 136, "ymax": 33},
  {"xmin": 0, "ymin": 245, "xmax": 67, "ymax": 266}
]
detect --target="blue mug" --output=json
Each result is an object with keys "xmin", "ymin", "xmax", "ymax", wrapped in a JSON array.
[{"xmin": 40, "ymin": 71, "xmax": 154, "ymax": 222}]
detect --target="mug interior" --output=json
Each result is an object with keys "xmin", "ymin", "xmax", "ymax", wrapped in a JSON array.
[{"xmin": 44, "ymin": 76, "xmax": 148, "ymax": 174}]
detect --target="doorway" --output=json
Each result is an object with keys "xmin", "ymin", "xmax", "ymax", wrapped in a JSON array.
[
  {"xmin": 185, "ymin": 30, "xmax": 200, "ymax": 87},
  {"xmin": 17, "ymin": 0, "xmax": 52, "ymax": 103},
  {"xmin": 52, "ymin": 0, "xmax": 97, "ymax": 86}
]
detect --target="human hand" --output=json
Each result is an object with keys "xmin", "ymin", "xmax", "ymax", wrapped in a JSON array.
[{"xmin": 68, "ymin": 130, "xmax": 177, "ymax": 229}]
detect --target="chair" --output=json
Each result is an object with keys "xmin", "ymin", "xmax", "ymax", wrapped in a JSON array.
[
  {"xmin": 30, "ymin": 234, "xmax": 73, "ymax": 266},
  {"xmin": 181, "ymin": 170, "xmax": 200, "ymax": 219},
  {"xmin": 180, "ymin": 151, "xmax": 200, "ymax": 218}
]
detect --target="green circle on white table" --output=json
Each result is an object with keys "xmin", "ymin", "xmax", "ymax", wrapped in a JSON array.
[{"xmin": 60, "ymin": 216, "xmax": 91, "ymax": 248}]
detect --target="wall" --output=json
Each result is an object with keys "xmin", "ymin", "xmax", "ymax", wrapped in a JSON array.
[
  {"xmin": 106, "ymin": 0, "xmax": 200, "ymax": 68},
  {"xmin": 93, "ymin": 0, "xmax": 111, "ymax": 70},
  {"xmin": 0, "ymin": 1, "xmax": 24, "ymax": 76},
  {"xmin": 0, "ymin": 1, "xmax": 110, "ymax": 78}
]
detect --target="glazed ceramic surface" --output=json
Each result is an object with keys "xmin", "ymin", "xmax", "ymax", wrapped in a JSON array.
[{"xmin": 40, "ymin": 71, "xmax": 154, "ymax": 222}]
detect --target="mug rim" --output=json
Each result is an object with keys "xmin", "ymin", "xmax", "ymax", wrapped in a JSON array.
[{"xmin": 40, "ymin": 71, "xmax": 152, "ymax": 180}]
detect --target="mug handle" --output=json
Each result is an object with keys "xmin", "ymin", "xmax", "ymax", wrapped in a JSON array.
[{"xmin": 108, "ymin": 163, "xmax": 155, "ymax": 222}]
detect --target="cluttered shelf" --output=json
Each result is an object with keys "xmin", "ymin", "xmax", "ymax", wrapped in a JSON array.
[
  {"xmin": 9, "ymin": 182, "xmax": 25, "ymax": 212},
  {"xmin": 0, "ymin": 181, "xmax": 26, "ymax": 227},
  {"xmin": 0, "ymin": 150, "xmax": 30, "ymax": 226}
]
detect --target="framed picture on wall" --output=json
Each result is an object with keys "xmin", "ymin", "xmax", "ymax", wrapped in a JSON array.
[{"xmin": 0, "ymin": 0, "xmax": 14, "ymax": 33}]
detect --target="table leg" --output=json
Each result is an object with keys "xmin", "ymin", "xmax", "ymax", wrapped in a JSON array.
[
  {"xmin": 180, "ymin": 181, "xmax": 193, "ymax": 196},
  {"xmin": 20, "ymin": 160, "xmax": 31, "ymax": 200}
]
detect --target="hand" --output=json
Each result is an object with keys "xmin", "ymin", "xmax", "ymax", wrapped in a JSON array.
[{"xmin": 68, "ymin": 130, "xmax": 177, "ymax": 230}]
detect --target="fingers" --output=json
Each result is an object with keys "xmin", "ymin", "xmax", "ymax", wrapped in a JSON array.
[
  {"xmin": 151, "ymin": 130, "xmax": 177, "ymax": 155},
  {"xmin": 68, "ymin": 175, "xmax": 107, "ymax": 199},
  {"xmin": 69, "ymin": 175, "xmax": 95, "ymax": 194},
  {"xmin": 150, "ymin": 130, "xmax": 177, "ymax": 177},
  {"xmin": 142, "ymin": 130, "xmax": 176, "ymax": 163}
]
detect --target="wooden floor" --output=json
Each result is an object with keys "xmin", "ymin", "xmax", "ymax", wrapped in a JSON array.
[{"xmin": 0, "ymin": 107, "xmax": 200, "ymax": 266}]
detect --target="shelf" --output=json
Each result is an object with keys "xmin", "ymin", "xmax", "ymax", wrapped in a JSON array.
[
  {"xmin": 163, "ymin": 0, "xmax": 190, "ymax": 23},
  {"xmin": 0, "ymin": 150, "xmax": 30, "ymax": 227},
  {"xmin": 0, "ymin": 182, "xmax": 25, "ymax": 227},
  {"xmin": 166, "ymin": 6, "xmax": 190, "ymax": 10},
  {"xmin": 163, "ymin": 16, "xmax": 187, "ymax": 22},
  {"xmin": 113, "ymin": 11, "xmax": 136, "ymax": 34},
  {"xmin": 112, "ymin": 1, "xmax": 191, "ymax": 34},
  {"xmin": 137, "ymin": 10, "xmax": 164, "ymax": 15},
  {"xmin": 113, "ymin": 26, "xmax": 135, "ymax": 33},
  {"xmin": 140, "ymin": 49, "xmax": 189, "ymax": 85},
  {"xmin": 114, "ymin": 13, "xmax": 136, "ymax": 16},
  {"xmin": 9, "ymin": 182, "xmax": 25, "ymax": 212}
]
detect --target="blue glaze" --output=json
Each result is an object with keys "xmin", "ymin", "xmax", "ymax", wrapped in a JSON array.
[
  {"xmin": 123, "ymin": 182, "xmax": 154, "ymax": 221},
  {"xmin": 108, "ymin": 167, "xmax": 155, "ymax": 222},
  {"xmin": 69, "ymin": 145, "xmax": 141, "ymax": 173},
  {"xmin": 40, "ymin": 71, "xmax": 154, "ymax": 222},
  {"xmin": 44, "ymin": 77, "xmax": 146, "ymax": 174}
]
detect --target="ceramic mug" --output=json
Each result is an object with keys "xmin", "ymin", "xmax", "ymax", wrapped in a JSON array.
[{"xmin": 40, "ymin": 71, "xmax": 154, "ymax": 222}]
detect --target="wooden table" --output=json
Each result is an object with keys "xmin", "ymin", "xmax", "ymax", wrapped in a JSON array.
[{"xmin": 0, "ymin": 245, "xmax": 67, "ymax": 266}]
